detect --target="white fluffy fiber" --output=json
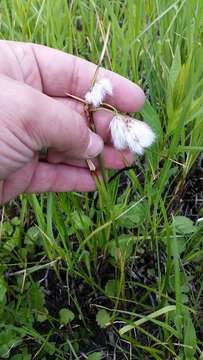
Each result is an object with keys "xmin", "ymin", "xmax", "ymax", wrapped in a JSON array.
[
  {"xmin": 109, "ymin": 114, "xmax": 128, "ymax": 150},
  {"xmin": 85, "ymin": 78, "xmax": 113, "ymax": 107},
  {"xmin": 85, "ymin": 78, "xmax": 155, "ymax": 155},
  {"xmin": 110, "ymin": 115, "xmax": 155, "ymax": 155}
]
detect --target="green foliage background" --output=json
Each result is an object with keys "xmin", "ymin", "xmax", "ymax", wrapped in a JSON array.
[{"xmin": 0, "ymin": 0, "xmax": 203, "ymax": 359}]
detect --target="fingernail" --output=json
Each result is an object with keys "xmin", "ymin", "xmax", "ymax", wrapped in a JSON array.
[{"xmin": 86, "ymin": 131, "xmax": 104, "ymax": 158}]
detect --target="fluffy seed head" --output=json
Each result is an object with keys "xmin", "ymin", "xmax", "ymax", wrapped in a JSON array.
[
  {"xmin": 127, "ymin": 118, "xmax": 156, "ymax": 149},
  {"xmin": 109, "ymin": 115, "xmax": 128, "ymax": 150},
  {"xmin": 85, "ymin": 86, "xmax": 103, "ymax": 108},
  {"xmin": 110, "ymin": 115, "xmax": 155, "ymax": 155},
  {"xmin": 98, "ymin": 78, "xmax": 113, "ymax": 96},
  {"xmin": 85, "ymin": 78, "xmax": 113, "ymax": 107}
]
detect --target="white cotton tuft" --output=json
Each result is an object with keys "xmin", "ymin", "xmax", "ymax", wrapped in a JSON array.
[
  {"xmin": 85, "ymin": 86, "xmax": 103, "ymax": 107},
  {"xmin": 125, "ymin": 129, "xmax": 144, "ymax": 155},
  {"xmin": 110, "ymin": 115, "xmax": 155, "ymax": 155},
  {"xmin": 85, "ymin": 78, "xmax": 113, "ymax": 107},
  {"xmin": 127, "ymin": 119, "xmax": 156, "ymax": 149},
  {"xmin": 109, "ymin": 115, "xmax": 128, "ymax": 150},
  {"xmin": 98, "ymin": 78, "xmax": 113, "ymax": 96}
]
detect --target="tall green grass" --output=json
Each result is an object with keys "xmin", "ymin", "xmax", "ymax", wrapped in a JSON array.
[{"xmin": 0, "ymin": 0, "xmax": 202, "ymax": 359}]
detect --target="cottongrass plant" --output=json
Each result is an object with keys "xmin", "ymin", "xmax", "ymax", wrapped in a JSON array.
[
  {"xmin": 110, "ymin": 114, "xmax": 156, "ymax": 155},
  {"xmin": 84, "ymin": 77, "xmax": 156, "ymax": 156},
  {"xmin": 85, "ymin": 78, "xmax": 113, "ymax": 107}
]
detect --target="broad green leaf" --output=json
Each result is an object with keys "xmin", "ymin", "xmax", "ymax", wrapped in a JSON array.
[
  {"xmin": 87, "ymin": 352, "xmax": 103, "ymax": 360},
  {"xmin": 2, "ymin": 222, "xmax": 13, "ymax": 236},
  {"xmin": 0, "ymin": 328, "xmax": 21, "ymax": 358},
  {"xmin": 72, "ymin": 212, "xmax": 92, "ymax": 231},
  {"xmin": 25, "ymin": 226, "xmax": 41, "ymax": 243},
  {"xmin": 96, "ymin": 309, "xmax": 111, "ymax": 329},
  {"xmin": 0, "ymin": 344, "xmax": 10, "ymax": 359},
  {"xmin": 59, "ymin": 308, "xmax": 75, "ymax": 325},
  {"xmin": 10, "ymin": 355, "xmax": 31, "ymax": 360},
  {"xmin": 11, "ymin": 217, "xmax": 21, "ymax": 226},
  {"xmin": 36, "ymin": 308, "xmax": 48, "ymax": 323},
  {"xmin": 4, "ymin": 227, "xmax": 20, "ymax": 251},
  {"xmin": 118, "ymin": 201, "xmax": 147, "ymax": 228},
  {"xmin": 108, "ymin": 235, "xmax": 133, "ymax": 260},
  {"xmin": 29, "ymin": 283, "xmax": 45, "ymax": 310},
  {"xmin": 104, "ymin": 279, "xmax": 119, "ymax": 298},
  {"xmin": 16, "ymin": 307, "xmax": 34, "ymax": 327},
  {"xmin": 173, "ymin": 216, "xmax": 195, "ymax": 234},
  {"xmin": 44, "ymin": 342, "xmax": 56, "ymax": 356}
]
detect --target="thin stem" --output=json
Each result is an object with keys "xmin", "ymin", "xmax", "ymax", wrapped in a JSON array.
[
  {"xmin": 102, "ymin": 102, "xmax": 118, "ymax": 113},
  {"xmin": 92, "ymin": 107, "xmax": 114, "ymax": 115},
  {"xmin": 65, "ymin": 92, "xmax": 86, "ymax": 104},
  {"xmin": 66, "ymin": 92, "xmax": 117, "ymax": 115},
  {"xmin": 91, "ymin": 23, "xmax": 111, "ymax": 87}
]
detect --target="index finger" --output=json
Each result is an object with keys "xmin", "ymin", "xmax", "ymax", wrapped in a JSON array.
[{"xmin": 32, "ymin": 44, "xmax": 145, "ymax": 113}]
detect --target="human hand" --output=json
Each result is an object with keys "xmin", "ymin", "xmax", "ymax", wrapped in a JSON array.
[{"xmin": 0, "ymin": 41, "xmax": 145, "ymax": 203}]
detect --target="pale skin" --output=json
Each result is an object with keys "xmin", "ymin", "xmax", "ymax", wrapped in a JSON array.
[{"xmin": 0, "ymin": 41, "xmax": 145, "ymax": 204}]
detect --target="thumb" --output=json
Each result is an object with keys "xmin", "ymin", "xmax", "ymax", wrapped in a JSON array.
[{"xmin": 2, "ymin": 75, "xmax": 104, "ymax": 159}]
